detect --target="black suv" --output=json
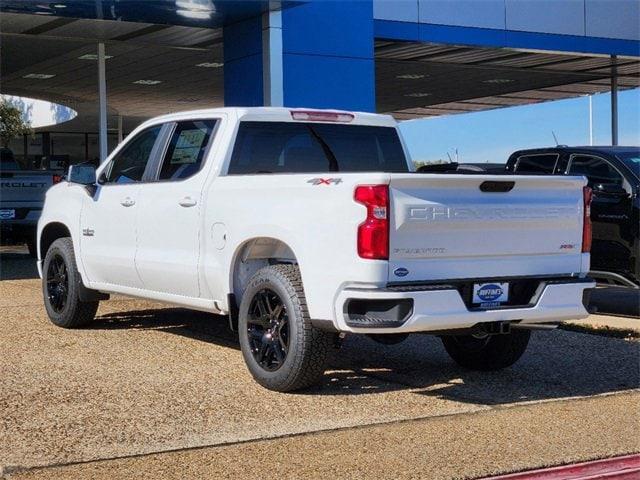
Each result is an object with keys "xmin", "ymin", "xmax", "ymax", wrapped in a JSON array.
[{"xmin": 505, "ymin": 146, "xmax": 639, "ymax": 287}]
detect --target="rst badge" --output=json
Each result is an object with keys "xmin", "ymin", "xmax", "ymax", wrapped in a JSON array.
[{"xmin": 473, "ymin": 282, "xmax": 509, "ymax": 308}]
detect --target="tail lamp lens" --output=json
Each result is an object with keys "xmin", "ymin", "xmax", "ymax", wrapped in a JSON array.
[{"xmin": 354, "ymin": 185, "xmax": 389, "ymax": 260}]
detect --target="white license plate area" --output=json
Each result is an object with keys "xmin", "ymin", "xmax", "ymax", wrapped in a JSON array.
[
  {"xmin": 0, "ymin": 209, "xmax": 16, "ymax": 220},
  {"xmin": 473, "ymin": 282, "xmax": 509, "ymax": 308}
]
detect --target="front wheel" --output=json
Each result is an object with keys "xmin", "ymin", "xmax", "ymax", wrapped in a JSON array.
[
  {"xmin": 441, "ymin": 329, "xmax": 531, "ymax": 371},
  {"xmin": 42, "ymin": 237, "xmax": 99, "ymax": 328},
  {"xmin": 238, "ymin": 264, "xmax": 332, "ymax": 392}
]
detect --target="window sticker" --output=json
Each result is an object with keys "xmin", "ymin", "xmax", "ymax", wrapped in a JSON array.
[{"xmin": 171, "ymin": 129, "xmax": 207, "ymax": 164}]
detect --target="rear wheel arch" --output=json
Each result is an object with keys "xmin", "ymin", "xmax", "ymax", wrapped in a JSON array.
[{"xmin": 230, "ymin": 237, "xmax": 299, "ymax": 308}]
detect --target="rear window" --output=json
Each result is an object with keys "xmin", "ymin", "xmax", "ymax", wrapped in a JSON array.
[
  {"xmin": 568, "ymin": 155, "xmax": 624, "ymax": 187},
  {"xmin": 227, "ymin": 122, "xmax": 408, "ymax": 174},
  {"xmin": 514, "ymin": 154, "xmax": 559, "ymax": 174},
  {"xmin": 616, "ymin": 152, "xmax": 640, "ymax": 177}
]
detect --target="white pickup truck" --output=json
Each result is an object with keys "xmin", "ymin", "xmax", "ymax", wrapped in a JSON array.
[{"xmin": 37, "ymin": 107, "xmax": 595, "ymax": 392}]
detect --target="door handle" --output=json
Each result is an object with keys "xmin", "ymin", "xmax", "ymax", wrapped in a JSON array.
[
  {"xmin": 179, "ymin": 196, "xmax": 197, "ymax": 207},
  {"xmin": 120, "ymin": 197, "xmax": 135, "ymax": 207}
]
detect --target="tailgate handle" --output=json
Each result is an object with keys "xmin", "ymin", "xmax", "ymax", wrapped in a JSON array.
[{"xmin": 480, "ymin": 181, "xmax": 514, "ymax": 193}]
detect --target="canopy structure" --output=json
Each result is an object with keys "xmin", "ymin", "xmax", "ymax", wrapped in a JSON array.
[{"xmin": 1, "ymin": 0, "xmax": 638, "ymax": 159}]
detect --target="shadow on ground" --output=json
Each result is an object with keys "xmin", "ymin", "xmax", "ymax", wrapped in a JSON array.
[
  {"xmin": 0, "ymin": 245, "xmax": 38, "ymax": 280},
  {"xmin": 590, "ymin": 286, "xmax": 640, "ymax": 318},
  {"xmin": 1, "ymin": 250, "xmax": 637, "ymax": 404},
  {"xmin": 92, "ymin": 306, "xmax": 640, "ymax": 406},
  {"xmin": 2, "ymin": 248, "xmax": 637, "ymax": 316}
]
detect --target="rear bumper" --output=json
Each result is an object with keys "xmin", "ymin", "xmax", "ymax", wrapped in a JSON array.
[{"xmin": 334, "ymin": 278, "xmax": 595, "ymax": 334}]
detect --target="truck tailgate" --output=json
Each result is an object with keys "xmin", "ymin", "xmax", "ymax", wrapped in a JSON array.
[
  {"xmin": 0, "ymin": 171, "xmax": 54, "ymax": 205},
  {"xmin": 388, "ymin": 174, "xmax": 587, "ymax": 282}
]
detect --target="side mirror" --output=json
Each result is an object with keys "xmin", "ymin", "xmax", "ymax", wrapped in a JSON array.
[
  {"xmin": 67, "ymin": 164, "xmax": 97, "ymax": 186},
  {"xmin": 593, "ymin": 183, "xmax": 628, "ymax": 197}
]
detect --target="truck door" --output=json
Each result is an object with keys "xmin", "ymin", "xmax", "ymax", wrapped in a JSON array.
[
  {"xmin": 80, "ymin": 125, "xmax": 163, "ymax": 288},
  {"xmin": 134, "ymin": 119, "xmax": 218, "ymax": 299},
  {"xmin": 566, "ymin": 154, "xmax": 633, "ymax": 273}
]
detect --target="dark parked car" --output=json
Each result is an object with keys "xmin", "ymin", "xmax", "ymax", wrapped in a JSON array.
[{"xmin": 506, "ymin": 146, "xmax": 639, "ymax": 287}]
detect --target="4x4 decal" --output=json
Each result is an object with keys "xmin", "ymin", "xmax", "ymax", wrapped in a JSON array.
[{"xmin": 307, "ymin": 178, "xmax": 342, "ymax": 186}]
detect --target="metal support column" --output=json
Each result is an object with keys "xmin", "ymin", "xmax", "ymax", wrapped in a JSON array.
[
  {"xmin": 117, "ymin": 115, "xmax": 123, "ymax": 144},
  {"xmin": 23, "ymin": 134, "xmax": 28, "ymax": 166},
  {"xmin": 588, "ymin": 95, "xmax": 593, "ymax": 146},
  {"xmin": 98, "ymin": 42, "xmax": 108, "ymax": 162},
  {"xmin": 611, "ymin": 55, "xmax": 618, "ymax": 146},
  {"xmin": 262, "ymin": 8, "xmax": 283, "ymax": 107}
]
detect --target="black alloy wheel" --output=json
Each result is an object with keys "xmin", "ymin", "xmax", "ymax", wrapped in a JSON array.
[
  {"xmin": 46, "ymin": 253, "xmax": 69, "ymax": 313},
  {"xmin": 238, "ymin": 264, "xmax": 332, "ymax": 392},
  {"xmin": 246, "ymin": 288, "xmax": 290, "ymax": 372}
]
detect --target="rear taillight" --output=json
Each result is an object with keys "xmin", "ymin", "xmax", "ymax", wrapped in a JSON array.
[
  {"xmin": 582, "ymin": 186, "xmax": 592, "ymax": 253},
  {"xmin": 354, "ymin": 185, "xmax": 389, "ymax": 260},
  {"xmin": 52, "ymin": 174, "xmax": 63, "ymax": 184}
]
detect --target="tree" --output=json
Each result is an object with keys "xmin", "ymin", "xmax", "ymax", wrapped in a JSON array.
[{"xmin": 0, "ymin": 100, "xmax": 32, "ymax": 149}]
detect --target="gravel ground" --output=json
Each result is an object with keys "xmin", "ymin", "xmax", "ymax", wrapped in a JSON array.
[
  {"xmin": 1, "ymin": 247, "xmax": 639, "ymax": 479},
  {"xmin": 7, "ymin": 393, "xmax": 639, "ymax": 480}
]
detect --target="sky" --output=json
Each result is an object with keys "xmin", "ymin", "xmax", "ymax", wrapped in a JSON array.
[
  {"xmin": 1, "ymin": 95, "xmax": 77, "ymax": 128},
  {"xmin": 399, "ymin": 88, "xmax": 640, "ymax": 164}
]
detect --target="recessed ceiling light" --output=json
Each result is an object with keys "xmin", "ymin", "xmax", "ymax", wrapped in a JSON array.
[
  {"xmin": 177, "ymin": 10, "xmax": 212, "ymax": 20},
  {"xmin": 397, "ymin": 74, "xmax": 425, "ymax": 80},
  {"xmin": 196, "ymin": 62, "xmax": 224, "ymax": 68},
  {"xmin": 483, "ymin": 78, "xmax": 514, "ymax": 84},
  {"xmin": 78, "ymin": 54, "xmax": 113, "ymax": 60},
  {"xmin": 23, "ymin": 73, "xmax": 55, "ymax": 79},
  {"xmin": 404, "ymin": 92, "xmax": 431, "ymax": 97},
  {"xmin": 133, "ymin": 80, "xmax": 162, "ymax": 85}
]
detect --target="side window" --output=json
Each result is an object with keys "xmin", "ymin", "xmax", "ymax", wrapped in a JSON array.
[
  {"xmin": 157, "ymin": 120, "xmax": 216, "ymax": 181},
  {"xmin": 103, "ymin": 126, "xmax": 161, "ymax": 184},
  {"xmin": 514, "ymin": 154, "xmax": 558, "ymax": 174},
  {"xmin": 568, "ymin": 155, "xmax": 624, "ymax": 187}
]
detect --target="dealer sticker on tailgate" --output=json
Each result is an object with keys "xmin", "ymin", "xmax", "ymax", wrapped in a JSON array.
[
  {"xmin": 0, "ymin": 209, "xmax": 15, "ymax": 220},
  {"xmin": 473, "ymin": 282, "xmax": 509, "ymax": 308}
]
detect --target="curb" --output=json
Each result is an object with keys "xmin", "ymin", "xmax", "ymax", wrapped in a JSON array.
[
  {"xmin": 480, "ymin": 454, "xmax": 640, "ymax": 479},
  {"xmin": 560, "ymin": 322, "xmax": 640, "ymax": 339}
]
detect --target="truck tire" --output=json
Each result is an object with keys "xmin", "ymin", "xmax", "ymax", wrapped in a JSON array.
[
  {"xmin": 441, "ymin": 329, "xmax": 531, "ymax": 371},
  {"xmin": 42, "ymin": 237, "xmax": 99, "ymax": 328},
  {"xmin": 238, "ymin": 264, "xmax": 332, "ymax": 392}
]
